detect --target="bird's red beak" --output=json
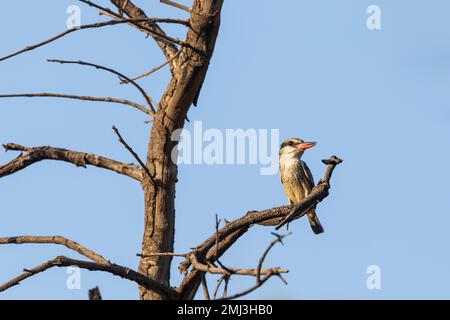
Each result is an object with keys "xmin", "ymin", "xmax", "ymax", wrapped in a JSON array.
[{"xmin": 296, "ymin": 141, "xmax": 317, "ymax": 151}]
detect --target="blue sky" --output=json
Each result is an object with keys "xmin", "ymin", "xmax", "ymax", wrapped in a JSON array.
[{"xmin": 1, "ymin": 0, "xmax": 450, "ymax": 299}]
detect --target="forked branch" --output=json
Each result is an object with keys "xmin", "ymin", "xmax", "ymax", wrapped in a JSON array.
[
  {"xmin": 123, "ymin": 50, "xmax": 182, "ymax": 83},
  {"xmin": 82, "ymin": 0, "xmax": 185, "ymax": 66},
  {"xmin": 177, "ymin": 156, "xmax": 343, "ymax": 299},
  {"xmin": 189, "ymin": 251, "xmax": 288, "ymax": 277},
  {"xmin": 47, "ymin": 59, "xmax": 157, "ymax": 113},
  {"xmin": 190, "ymin": 232, "xmax": 290, "ymax": 300}
]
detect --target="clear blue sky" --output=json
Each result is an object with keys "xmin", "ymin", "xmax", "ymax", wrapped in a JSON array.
[{"xmin": 1, "ymin": 0, "xmax": 450, "ymax": 300}]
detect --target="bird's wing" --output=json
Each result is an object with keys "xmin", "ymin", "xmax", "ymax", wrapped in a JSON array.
[
  {"xmin": 279, "ymin": 161, "xmax": 285, "ymax": 183},
  {"xmin": 300, "ymin": 160, "xmax": 315, "ymax": 189}
]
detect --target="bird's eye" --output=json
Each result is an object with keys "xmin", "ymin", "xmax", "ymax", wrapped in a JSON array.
[{"xmin": 287, "ymin": 141, "xmax": 294, "ymax": 146}]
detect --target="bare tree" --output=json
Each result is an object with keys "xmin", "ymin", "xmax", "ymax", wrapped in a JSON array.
[{"xmin": 0, "ymin": 0, "xmax": 342, "ymax": 300}]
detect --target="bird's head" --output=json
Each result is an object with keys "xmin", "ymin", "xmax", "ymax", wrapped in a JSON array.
[{"xmin": 279, "ymin": 138, "xmax": 317, "ymax": 159}]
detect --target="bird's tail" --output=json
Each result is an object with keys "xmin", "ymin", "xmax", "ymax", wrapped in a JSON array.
[{"xmin": 307, "ymin": 209, "xmax": 324, "ymax": 234}]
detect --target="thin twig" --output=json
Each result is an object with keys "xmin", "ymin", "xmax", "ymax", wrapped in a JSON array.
[
  {"xmin": 160, "ymin": 0, "xmax": 191, "ymax": 13},
  {"xmin": 137, "ymin": 252, "xmax": 186, "ymax": 258},
  {"xmin": 0, "ymin": 93, "xmax": 151, "ymax": 115},
  {"xmin": 208, "ymin": 233, "xmax": 290, "ymax": 300},
  {"xmin": 256, "ymin": 232, "xmax": 291, "ymax": 284},
  {"xmin": 213, "ymin": 275, "xmax": 226, "ymax": 300},
  {"xmin": 0, "ymin": 18, "xmax": 184, "ymax": 63},
  {"xmin": 218, "ymin": 273, "xmax": 274, "ymax": 300},
  {"xmin": 189, "ymin": 252, "xmax": 286, "ymax": 277},
  {"xmin": 99, "ymin": 10, "xmax": 190, "ymax": 28},
  {"xmin": 277, "ymin": 274, "xmax": 288, "ymax": 285},
  {"xmin": 79, "ymin": 0, "xmax": 195, "ymax": 51},
  {"xmin": 47, "ymin": 59, "xmax": 156, "ymax": 114},
  {"xmin": 200, "ymin": 273, "xmax": 210, "ymax": 300},
  {"xmin": 94, "ymin": 0, "xmax": 181, "ymax": 69},
  {"xmin": 123, "ymin": 50, "xmax": 181, "ymax": 83},
  {"xmin": 112, "ymin": 125, "xmax": 156, "ymax": 185},
  {"xmin": 216, "ymin": 260, "xmax": 233, "ymax": 275},
  {"xmin": 222, "ymin": 275, "xmax": 230, "ymax": 298},
  {"xmin": 0, "ymin": 236, "xmax": 109, "ymax": 264}
]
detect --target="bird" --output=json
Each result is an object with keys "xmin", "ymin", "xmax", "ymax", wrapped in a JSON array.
[{"xmin": 278, "ymin": 137, "xmax": 324, "ymax": 234}]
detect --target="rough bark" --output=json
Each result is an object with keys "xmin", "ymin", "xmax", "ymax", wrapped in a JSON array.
[
  {"xmin": 0, "ymin": 143, "xmax": 142, "ymax": 181},
  {"xmin": 138, "ymin": 0, "xmax": 224, "ymax": 300}
]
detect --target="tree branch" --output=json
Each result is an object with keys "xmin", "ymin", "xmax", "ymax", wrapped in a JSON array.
[
  {"xmin": 0, "ymin": 143, "xmax": 143, "ymax": 181},
  {"xmin": 183, "ymin": 232, "xmax": 290, "ymax": 300},
  {"xmin": 256, "ymin": 232, "xmax": 291, "ymax": 284},
  {"xmin": 218, "ymin": 273, "xmax": 274, "ymax": 300},
  {"xmin": 0, "ymin": 236, "xmax": 109, "ymax": 264},
  {"xmin": 102, "ymin": 7, "xmax": 198, "ymax": 53},
  {"xmin": 80, "ymin": 0, "xmax": 181, "ymax": 67},
  {"xmin": 189, "ymin": 252, "xmax": 287, "ymax": 277},
  {"xmin": 47, "ymin": 59, "xmax": 157, "ymax": 114},
  {"xmin": 123, "ymin": 50, "xmax": 181, "ymax": 83},
  {"xmin": 177, "ymin": 227, "xmax": 249, "ymax": 299},
  {"xmin": 108, "ymin": 0, "xmax": 181, "ymax": 55},
  {"xmin": 102, "ymin": 12, "xmax": 190, "ymax": 27},
  {"xmin": 160, "ymin": 0, "xmax": 191, "ymax": 13},
  {"xmin": 200, "ymin": 273, "xmax": 210, "ymax": 300},
  {"xmin": 177, "ymin": 156, "xmax": 342, "ymax": 299},
  {"xmin": 0, "ymin": 256, "xmax": 177, "ymax": 299},
  {"xmin": 0, "ymin": 93, "xmax": 151, "ymax": 116},
  {"xmin": 0, "ymin": 18, "xmax": 181, "ymax": 63},
  {"xmin": 193, "ymin": 156, "xmax": 343, "ymax": 259},
  {"xmin": 112, "ymin": 126, "xmax": 155, "ymax": 185},
  {"xmin": 212, "ymin": 275, "xmax": 226, "ymax": 299},
  {"xmin": 137, "ymin": 252, "xmax": 187, "ymax": 258},
  {"xmin": 213, "ymin": 232, "xmax": 290, "ymax": 300}
]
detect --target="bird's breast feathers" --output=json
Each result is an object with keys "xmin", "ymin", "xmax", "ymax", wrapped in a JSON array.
[
  {"xmin": 280, "ymin": 158, "xmax": 313, "ymax": 203},
  {"xmin": 280, "ymin": 157, "xmax": 303, "ymax": 181}
]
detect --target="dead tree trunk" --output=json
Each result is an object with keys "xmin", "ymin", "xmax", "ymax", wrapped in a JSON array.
[
  {"xmin": 0, "ymin": 0, "xmax": 342, "ymax": 300},
  {"xmin": 138, "ymin": 0, "xmax": 224, "ymax": 300}
]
